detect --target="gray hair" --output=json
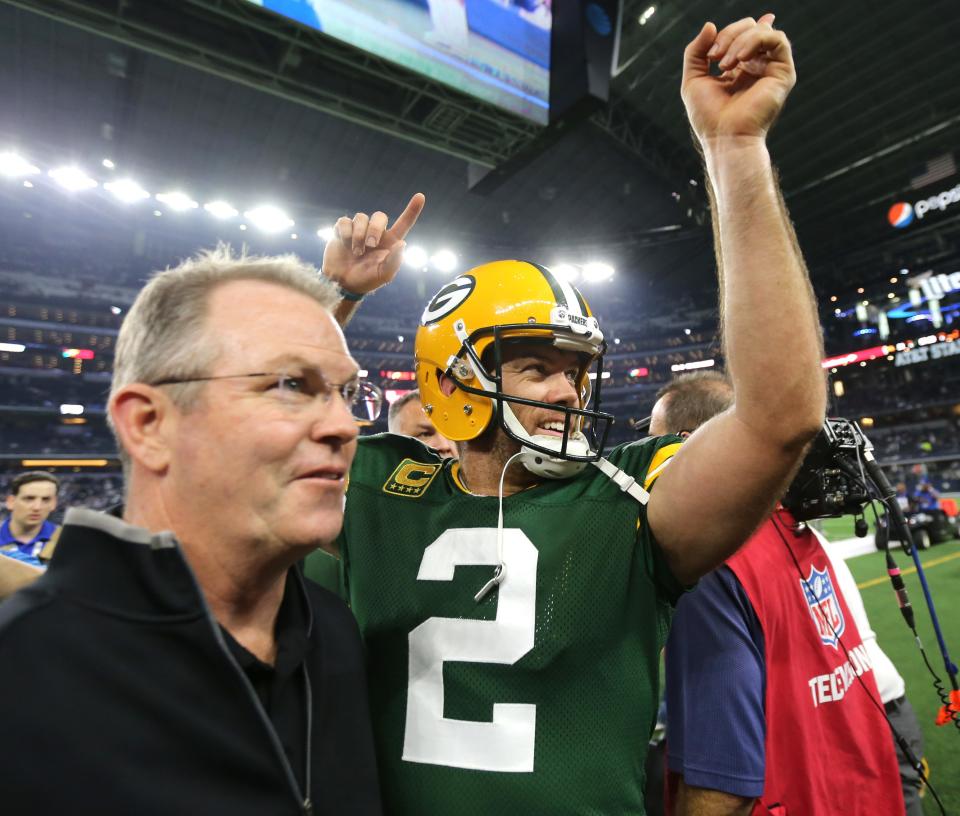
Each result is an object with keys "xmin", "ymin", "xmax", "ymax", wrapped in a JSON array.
[
  {"xmin": 387, "ymin": 388, "xmax": 422, "ymax": 432},
  {"xmin": 109, "ymin": 244, "xmax": 341, "ymax": 469}
]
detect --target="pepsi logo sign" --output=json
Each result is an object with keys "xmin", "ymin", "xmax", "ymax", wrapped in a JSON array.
[{"xmin": 888, "ymin": 202, "xmax": 914, "ymax": 229}]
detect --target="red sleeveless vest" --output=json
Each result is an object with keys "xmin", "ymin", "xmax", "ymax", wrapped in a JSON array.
[{"xmin": 725, "ymin": 512, "xmax": 904, "ymax": 816}]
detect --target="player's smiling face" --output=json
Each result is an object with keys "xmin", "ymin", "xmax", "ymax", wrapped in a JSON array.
[{"xmin": 498, "ymin": 340, "xmax": 585, "ymax": 438}]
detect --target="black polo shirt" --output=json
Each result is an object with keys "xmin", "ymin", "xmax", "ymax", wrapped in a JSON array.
[{"xmin": 221, "ymin": 569, "xmax": 312, "ymax": 792}]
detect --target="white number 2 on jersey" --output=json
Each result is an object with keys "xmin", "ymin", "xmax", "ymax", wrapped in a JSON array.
[{"xmin": 402, "ymin": 528, "xmax": 538, "ymax": 772}]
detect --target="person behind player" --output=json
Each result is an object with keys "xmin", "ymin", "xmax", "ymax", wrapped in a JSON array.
[
  {"xmin": 306, "ymin": 14, "xmax": 826, "ymax": 814},
  {"xmin": 387, "ymin": 389, "xmax": 456, "ymax": 459},
  {"xmin": 653, "ymin": 372, "xmax": 906, "ymax": 816},
  {"xmin": 1, "ymin": 471, "xmax": 60, "ymax": 567},
  {"xmin": 0, "ymin": 471, "xmax": 61, "ymax": 600}
]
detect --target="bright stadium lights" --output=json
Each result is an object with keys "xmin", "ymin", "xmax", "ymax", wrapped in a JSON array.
[
  {"xmin": 671, "ymin": 359, "xmax": 715, "ymax": 372},
  {"xmin": 156, "ymin": 191, "xmax": 198, "ymax": 211},
  {"xmin": 639, "ymin": 5, "xmax": 656, "ymax": 24},
  {"xmin": 110, "ymin": 306, "xmax": 123, "ymax": 315},
  {"xmin": 0, "ymin": 343, "xmax": 26, "ymax": 352},
  {"xmin": 582, "ymin": 262, "xmax": 615, "ymax": 283},
  {"xmin": 245, "ymin": 205, "xmax": 294, "ymax": 233},
  {"xmin": 102, "ymin": 158, "xmax": 115, "ymax": 169},
  {"xmin": 403, "ymin": 245, "xmax": 429, "ymax": 269},
  {"xmin": 59, "ymin": 404, "xmax": 85, "ymax": 416},
  {"xmin": 317, "ymin": 226, "xmax": 335, "ymax": 242},
  {"xmin": 105, "ymin": 178, "xmax": 150, "ymax": 204},
  {"xmin": 551, "ymin": 264, "xmax": 579, "ymax": 283},
  {"xmin": 431, "ymin": 249, "xmax": 458, "ymax": 273},
  {"xmin": 0, "ymin": 152, "xmax": 40, "ymax": 178},
  {"xmin": 49, "ymin": 165, "xmax": 97, "ymax": 191},
  {"xmin": 23, "ymin": 181, "xmax": 33, "ymax": 188},
  {"xmin": 239, "ymin": 224, "xmax": 247, "ymax": 231},
  {"xmin": 204, "ymin": 200, "xmax": 239, "ymax": 219},
  {"xmin": 290, "ymin": 233, "xmax": 298, "ymax": 240}
]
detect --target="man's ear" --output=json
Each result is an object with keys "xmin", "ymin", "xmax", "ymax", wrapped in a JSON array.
[
  {"xmin": 439, "ymin": 371, "xmax": 457, "ymax": 397},
  {"xmin": 109, "ymin": 384, "xmax": 174, "ymax": 474},
  {"xmin": 4, "ymin": 494, "xmax": 14, "ymax": 512}
]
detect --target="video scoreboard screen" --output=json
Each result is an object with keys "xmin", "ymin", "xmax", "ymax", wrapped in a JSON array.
[{"xmin": 247, "ymin": 0, "xmax": 551, "ymax": 124}]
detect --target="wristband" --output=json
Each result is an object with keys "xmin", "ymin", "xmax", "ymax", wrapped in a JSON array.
[{"xmin": 338, "ymin": 285, "xmax": 366, "ymax": 303}]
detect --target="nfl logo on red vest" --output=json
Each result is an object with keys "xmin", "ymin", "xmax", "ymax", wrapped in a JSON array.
[{"xmin": 800, "ymin": 566, "xmax": 846, "ymax": 649}]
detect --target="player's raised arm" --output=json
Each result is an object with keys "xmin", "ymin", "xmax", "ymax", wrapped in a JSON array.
[
  {"xmin": 322, "ymin": 192, "xmax": 426, "ymax": 326},
  {"xmin": 647, "ymin": 15, "xmax": 826, "ymax": 585}
]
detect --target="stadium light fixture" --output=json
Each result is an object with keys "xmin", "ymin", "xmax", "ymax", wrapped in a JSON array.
[
  {"xmin": 102, "ymin": 158, "xmax": 115, "ymax": 169},
  {"xmin": 0, "ymin": 152, "xmax": 40, "ymax": 178},
  {"xmin": 204, "ymin": 200, "xmax": 239, "ymax": 219},
  {"xmin": 431, "ymin": 249, "xmax": 458, "ymax": 273},
  {"xmin": 582, "ymin": 262, "xmax": 615, "ymax": 283},
  {"xmin": 105, "ymin": 178, "xmax": 150, "ymax": 204},
  {"xmin": 59, "ymin": 404, "xmax": 85, "ymax": 415},
  {"xmin": 671, "ymin": 359, "xmax": 715, "ymax": 372},
  {"xmin": 317, "ymin": 226, "xmax": 335, "ymax": 242},
  {"xmin": 639, "ymin": 5, "xmax": 656, "ymax": 25},
  {"xmin": 0, "ymin": 343, "xmax": 26, "ymax": 352},
  {"xmin": 551, "ymin": 264, "xmax": 579, "ymax": 283},
  {"xmin": 245, "ymin": 205, "xmax": 294, "ymax": 233},
  {"xmin": 156, "ymin": 191, "xmax": 198, "ymax": 211},
  {"xmin": 23, "ymin": 181, "xmax": 33, "ymax": 188},
  {"xmin": 49, "ymin": 165, "xmax": 97, "ymax": 191},
  {"xmin": 403, "ymin": 245, "xmax": 429, "ymax": 269}
]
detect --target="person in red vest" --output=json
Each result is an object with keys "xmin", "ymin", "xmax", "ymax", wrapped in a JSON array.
[{"xmin": 652, "ymin": 372, "xmax": 907, "ymax": 816}]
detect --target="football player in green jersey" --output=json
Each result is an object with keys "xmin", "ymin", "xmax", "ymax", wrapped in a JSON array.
[{"xmin": 310, "ymin": 14, "xmax": 826, "ymax": 815}]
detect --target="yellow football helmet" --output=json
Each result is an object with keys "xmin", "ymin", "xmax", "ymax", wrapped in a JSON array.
[{"xmin": 415, "ymin": 260, "xmax": 614, "ymax": 472}]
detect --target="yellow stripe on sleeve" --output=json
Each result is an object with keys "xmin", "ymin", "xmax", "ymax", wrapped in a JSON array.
[{"xmin": 643, "ymin": 442, "xmax": 683, "ymax": 491}]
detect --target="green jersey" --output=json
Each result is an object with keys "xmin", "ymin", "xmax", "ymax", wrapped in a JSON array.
[{"xmin": 305, "ymin": 433, "xmax": 683, "ymax": 815}]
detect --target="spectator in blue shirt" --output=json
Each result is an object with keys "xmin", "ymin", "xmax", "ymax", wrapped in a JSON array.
[
  {"xmin": 913, "ymin": 481, "xmax": 940, "ymax": 511},
  {"xmin": 1, "ymin": 471, "xmax": 60, "ymax": 567}
]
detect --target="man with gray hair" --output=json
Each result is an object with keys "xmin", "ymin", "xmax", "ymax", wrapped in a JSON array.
[
  {"xmin": 387, "ymin": 389, "xmax": 456, "ymax": 459},
  {"xmin": 0, "ymin": 188, "xmax": 426, "ymax": 815}
]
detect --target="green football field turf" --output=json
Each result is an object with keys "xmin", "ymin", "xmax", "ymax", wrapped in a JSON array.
[{"xmin": 845, "ymin": 539, "xmax": 960, "ymax": 814}]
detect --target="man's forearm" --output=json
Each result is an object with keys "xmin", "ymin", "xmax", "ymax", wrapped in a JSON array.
[
  {"xmin": 333, "ymin": 297, "xmax": 362, "ymax": 328},
  {"xmin": 705, "ymin": 138, "xmax": 825, "ymax": 447},
  {"xmin": 676, "ymin": 778, "xmax": 755, "ymax": 816}
]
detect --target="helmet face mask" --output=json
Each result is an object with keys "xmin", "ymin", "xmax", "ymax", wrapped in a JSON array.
[
  {"xmin": 415, "ymin": 261, "xmax": 615, "ymax": 471},
  {"xmin": 460, "ymin": 325, "xmax": 613, "ymax": 462}
]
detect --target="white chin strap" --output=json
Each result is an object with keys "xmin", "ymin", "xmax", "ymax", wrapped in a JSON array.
[{"xmin": 501, "ymin": 403, "xmax": 592, "ymax": 479}]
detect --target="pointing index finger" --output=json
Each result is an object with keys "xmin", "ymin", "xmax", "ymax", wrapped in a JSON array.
[{"xmin": 386, "ymin": 193, "xmax": 426, "ymax": 241}]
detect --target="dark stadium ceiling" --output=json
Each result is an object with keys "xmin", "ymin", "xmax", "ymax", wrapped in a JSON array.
[{"xmin": 1, "ymin": 0, "xmax": 959, "ymax": 299}]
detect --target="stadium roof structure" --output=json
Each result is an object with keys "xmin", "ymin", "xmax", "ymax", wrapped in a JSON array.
[{"xmin": 0, "ymin": 0, "xmax": 959, "ymax": 299}]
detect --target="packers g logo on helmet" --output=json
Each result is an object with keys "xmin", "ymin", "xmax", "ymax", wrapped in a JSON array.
[
  {"xmin": 421, "ymin": 275, "xmax": 476, "ymax": 324},
  {"xmin": 414, "ymin": 260, "xmax": 614, "ymax": 473}
]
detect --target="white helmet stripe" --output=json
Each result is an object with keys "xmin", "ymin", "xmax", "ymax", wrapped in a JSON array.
[{"xmin": 553, "ymin": 274, "xmax": 584, "ymax": 318}]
